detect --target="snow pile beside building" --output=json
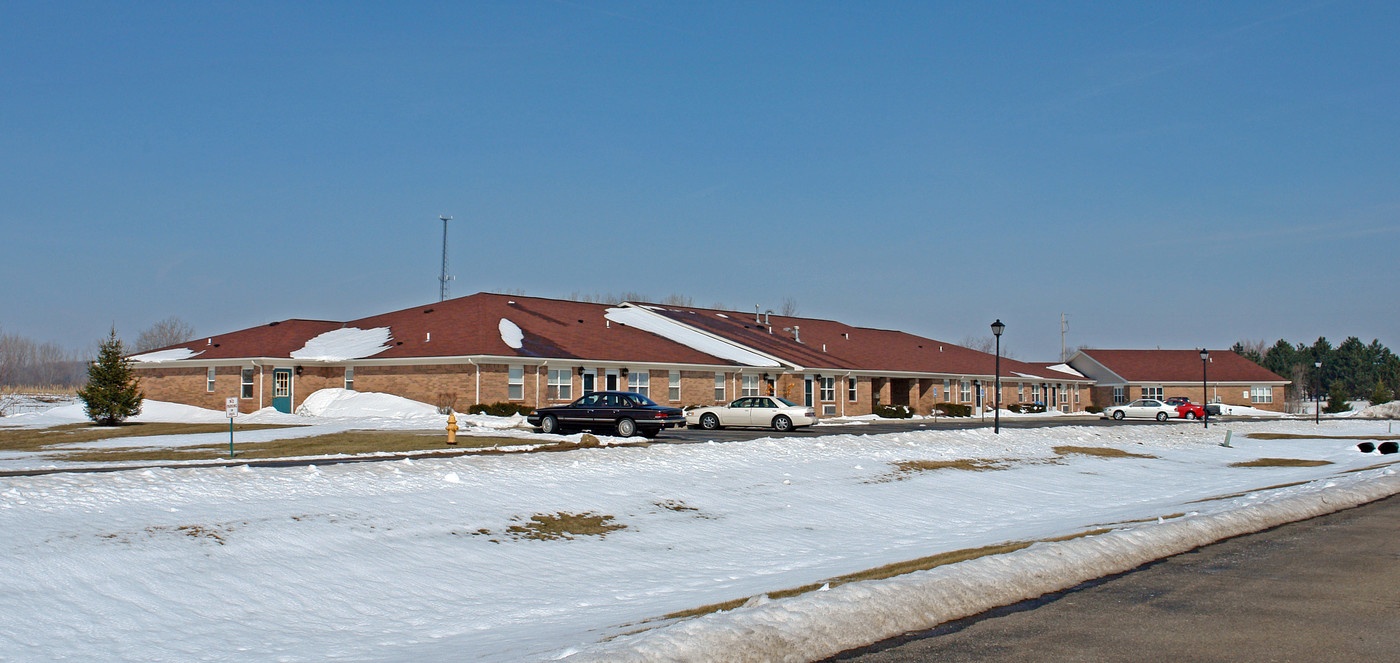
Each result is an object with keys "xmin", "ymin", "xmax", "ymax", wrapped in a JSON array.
[
  {"xmin": 1213, "ymin": 403, "xmax": 1285, "ymax": 417},
  {"xmin": 560, "ymin": 469, "xmax": 1400, "ymax": 663},
  {"xmin": 0, "ymin": 399, "xmax": 237, "ymax": 427},
  {"xmin": 289, "ymin": 327, "xmax": 392, "ymax": 361},
  {"xmin": 295, "ymin": 388, "xmax": 439, "ymax": 419}
]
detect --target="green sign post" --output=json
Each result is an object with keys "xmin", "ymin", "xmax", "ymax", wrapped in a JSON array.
[{"xmin": 225, "ymin": 397, "xmax": 239, "ymax": 458}]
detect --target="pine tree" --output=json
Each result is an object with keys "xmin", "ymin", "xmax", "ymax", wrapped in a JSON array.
[{"xmin": 76, "ymin": 327, "xmax": 143, "ymax": 425}]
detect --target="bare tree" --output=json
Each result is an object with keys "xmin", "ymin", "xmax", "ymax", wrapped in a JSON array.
[
  {"xmin": 959, "ymin": 334, "xmax": 1018, "ymax": 359},
  {"xmin": 660, "ymin": 294, "xmax": 693, "ymax": 307},
  {"xmin": 134, "ymin": 317, "xmax": 196, "ymax": 353},
  {"xmin": 778, "ymin": 297, "xmax": 800, "ymax": 317}
]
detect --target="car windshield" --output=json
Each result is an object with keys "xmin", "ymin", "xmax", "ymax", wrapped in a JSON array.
[{"xmin": 774, "ymin": 397, "xmax": 798, "ymax": 407}]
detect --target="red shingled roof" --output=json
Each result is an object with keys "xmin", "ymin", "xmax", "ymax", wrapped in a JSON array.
[
  {"xmin": 133, "ymin": 319, "xmax": 344, "ymax": 361},
  {"xmin": 1080, "ymin": 350, "xmax": 1287, "ymax": 383}
]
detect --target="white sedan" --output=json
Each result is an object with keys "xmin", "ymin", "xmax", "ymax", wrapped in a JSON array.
[
  {"xmin": 686, "ymin": 396, "xmax": 817, "ymax": 432},
  {"xmin": 1103, "ymin": 399, "xmax": 1178, "ymax": 421}
]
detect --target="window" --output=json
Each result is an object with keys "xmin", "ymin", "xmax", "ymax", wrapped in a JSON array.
[
  {"xmin": 1031, "ymin": 384, "xmax": 1041, "ymax": 403},
  {"xmin": 848, "ymin": 377, "xmax": 858, "ymax": 402},
  {"xmin": 344, "ymin": 367, "xmax": 354, "ymax": 391},
  {"xmin": 1073, "ymin": 385, "xmax": 1080, "ymax": 403},
  {"xmin": 240, "ymin": 368, "xmax": 254, "ymax": 399},
  {"xmin": 628, "ymin": 369, "xmax": 649, "ymax": 397},
  {"xmin": 960, "ymin": 380, "xmax": 971, "ymax": 403},
  {"xmin": 1251, "ymin": 386, "xmax": 1273, "ymax": 404},
  {"xmin": 741, "ymin": 374, "xmax": 760, "ymax": 397},
  {"xmin": 1016, "ymin": 383, "xmax": 1023, "ymax": 402},
  {"xmin": 547, "ymin": 369, "xmax": 572, "ymax": 401},
  {"xmin": 206, "ymin": 367, "xmax": 216, "ymax": 393},
  {"xmin": 668, "ymin": 370, "xmax": 681, "ymax": 402},
  {"xmin": 1141, "ymin": 386, "xmax": 1163, "ymax": 400},
  {"xmin": 274, "ymin": 371, "xmax": 290, "ymax": 398},
  {"xmin": 715, "ymin": 373, "xmax": 725, "ymax": 402},
  {"xmin": 820, "ymin": 377, "xmax": 835, "ymax": 402},
  {"xmin": 1113, "ymin": 386, "xmax": 1125, "ymax": 404},
  {"xmin": 508, "ymin": 366, "xmax": 524, "ymax": 400}
]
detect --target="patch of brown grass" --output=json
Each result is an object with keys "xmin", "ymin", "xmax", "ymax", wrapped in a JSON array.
[
  {"xmin": 45, "ymin": 430, "xmax": 530, "ymax": 463},
  {"xmin": 503, "ymin": 512, "xmax": 626, "ymax": 541},
  {"xmin": 1, "ymin": 422, "xmax": 303, "ymax": 453},
  {"xmin": 1053, "ymin": 445, "xmax": 1156, "ymax": 459},
  {"xmin": 661, "ymin": 528, "xmax": 1112, "ymax": 622},
  {"xmin": 1229, "ymin": 458, "xmax": 1333, "ymax": 468}
]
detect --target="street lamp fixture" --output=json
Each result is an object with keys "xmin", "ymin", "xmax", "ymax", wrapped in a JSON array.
[
  {"xmin": 1199, "ymin": 349, "xmax": 1209, "ymax": 429},
  {"xmin": 992, "ymin": 319, "xmax": 1005, "ymax": 434},
  {"xmin": 1314, "ymin": 361, "xmax": 1322, "ymax": 424}
]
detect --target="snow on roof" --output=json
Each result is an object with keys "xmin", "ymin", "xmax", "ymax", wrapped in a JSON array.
[
  {"xmin": 1045, "ymin": 363, "xmax": 1084, "ymax": 377},
  {"xmin": 129, "ymin": 348, "xmax": 205, "ymax": 363},
  {"xmin": 289, "ymin": 327, "xmax": 392, "ymax": 361},
  {"xmin": 498, "ymin": 318, "xmax": 524, "ymax": 350},
  {"xmin": 604, "ymin": 306, "xmax": 781, "ymax": 367},
  {"xmin": 1012, "ymin": 372, "xmax": 1040, "ymax": 379}
]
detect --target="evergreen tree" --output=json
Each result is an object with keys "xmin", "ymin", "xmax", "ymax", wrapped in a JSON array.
[
  {"xmin": 1372, "ymin": 379, "xmax": 1394, "ymax": 406},
  {"xmin": 76, "ymin": 328, "xmax": 143, "ymax": 425},
  {"xmin": 1261, "ymin": 339, "xmax": 1297, "ymax": 379},
  {"xmin": 1323, "ymin": 380, "xmax": 1351, "ymax": 414}
]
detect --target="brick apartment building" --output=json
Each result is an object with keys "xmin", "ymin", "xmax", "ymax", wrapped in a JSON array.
[
  {"xmin": 1068, "ymin": 349, "xmax": 1290, "ymax": 412},
  {"xmin": 129, "ymin": 292, "xmax": 1094, "ymax": 417}
]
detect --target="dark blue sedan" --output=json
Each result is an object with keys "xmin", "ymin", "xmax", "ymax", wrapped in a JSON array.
[{"xmin": 526, "ymin": 391, "xmax": 685, "ymax": 438}]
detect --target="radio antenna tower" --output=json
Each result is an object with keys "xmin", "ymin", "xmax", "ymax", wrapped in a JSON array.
[{"xmin": 438, "ymin": 215, "xmax": 454, "ymax": 302}]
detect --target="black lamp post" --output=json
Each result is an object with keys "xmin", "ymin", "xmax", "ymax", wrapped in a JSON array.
[
  {"xmin": 991, "ymin": 319, "xmax": 1005, "ymax": 434},
  {"xmin": 1200, "ymin": 349, "xmax": 1209, "ymax": 429},
  {"xmin": 1314, "ymin": 361, "xmax": 1322, "ymax": 424}
]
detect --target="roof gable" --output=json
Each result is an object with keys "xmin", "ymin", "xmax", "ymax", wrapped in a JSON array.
[{"xmin": 1078, "ymin": 350, "xmax": 1288, "ymax": 383}]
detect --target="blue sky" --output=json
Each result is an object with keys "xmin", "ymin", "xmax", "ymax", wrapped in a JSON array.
[{"xmin": 2, "ymin": 1, "xmax": 1396, "ymax": 360}]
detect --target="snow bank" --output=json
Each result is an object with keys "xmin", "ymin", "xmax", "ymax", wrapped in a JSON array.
[
  {"xmin": 289, "ymin": 327, "xmax": 392, "ymax": 361},
  {"xmin": 605, "ymin": 307, "xmax": 781, "ymax": 367},
  {"xmin": 1354, "ymin": 401, "xmax": 1400, "ymax": 419},
  {"xmin": 1213, "ymin": 403, "xmax": 1285, "ymax": 417},
  {"xmin": 499, "ymin": 318, "xmax": 524, "ymax": 349},
  {"xmin": 128, "ymin": 348, "xmax": 203, "ymax": 362},
  {"xmin": 294, "ymin": 388, "xmax": 439, "ymax": 419},
  {"xmin": 561, "ymin": 470, "xmax": 1400, "ymax": 662}
]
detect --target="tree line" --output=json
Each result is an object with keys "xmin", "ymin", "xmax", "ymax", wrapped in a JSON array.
[
  {"xmin": 0, "ymin": 317, "xmax": 194, "ymax": 389},
  {"xmin": 1233, "ymin": 336, "xmax": 1399, "ymax": 407}
]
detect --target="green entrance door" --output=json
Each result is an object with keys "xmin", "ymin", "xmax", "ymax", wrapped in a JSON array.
[{"xmin": 273, "ymin": 368, "xmax": 293, "ymax": 413}]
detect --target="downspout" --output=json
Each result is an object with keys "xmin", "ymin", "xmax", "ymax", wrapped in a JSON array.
[
  {"xmin": 258, "ymin": 362, "xmax": 264, "ymax": 411},
  {"xmin": 537, "ymin": 362, "xmax": 545, "ymax": 407},
  {"xmin": 467, "ymin": 358, "xmax": 480, "ymax": 407}
]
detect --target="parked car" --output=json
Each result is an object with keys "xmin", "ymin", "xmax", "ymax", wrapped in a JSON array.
[
  {"xmin": 685, "ymin": 396, "xmax": 817, "ymax": 432},
  {"xmin": 1164, "ymin": 396, "xmax": 1191, "ymax": 407},
  {"xmin": 1175, "ymin": 402, "xmax": 1206, "ymax": 419},
  {"xmin": 526, "ymin": 391, "xmax": 685, "ymax": 438},
  {"xmin": 1102, "ymin": 398, "xmax": 1178, "ymax": 421}
]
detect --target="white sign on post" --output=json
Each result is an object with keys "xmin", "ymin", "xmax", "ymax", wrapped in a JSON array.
[{"xmin": 225, "ymin": 397, "xmax": 239, "ymax": 418}]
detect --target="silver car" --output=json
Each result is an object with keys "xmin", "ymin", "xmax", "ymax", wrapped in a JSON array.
[
  {"xmin": 685, "ymin": 396, "xmax": 817, "ymax": 432},
  {"xmin": 1103, "ymin": 399, "xmax": 1177, "ymax": 421}
]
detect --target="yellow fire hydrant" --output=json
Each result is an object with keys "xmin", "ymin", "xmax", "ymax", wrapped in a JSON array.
[{"xmin": 446, "ymin": 411, "xmax": 459, "ymax": 445}]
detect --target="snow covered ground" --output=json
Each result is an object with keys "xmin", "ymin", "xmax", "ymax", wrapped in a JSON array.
[{"xmin": 1, "ymin": 396, "xmax": 1398, "ymax": 661}]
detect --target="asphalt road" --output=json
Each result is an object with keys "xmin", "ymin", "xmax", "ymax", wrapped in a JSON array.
[
  {"xmin": 655, "ymin": 414, "xmax": 1242, "ymax": 444},
  {"xmin": 823, "ymin": 493, "xmax": 1400, "ymax": 662}
]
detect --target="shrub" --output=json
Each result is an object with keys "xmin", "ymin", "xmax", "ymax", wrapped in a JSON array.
[
  {"xmin": 1085, "ymin": 405, "xmax": 1104, "ymax": 414},
  {"xmin": 1007, "ymin": 403, "xmax": 1047, "ymax": 414},
  {"xmin": 873, "ymin": 404, "xmax": 914, "ymax": 419},
  {"xmin": 1323, "ymin": 381, "xmax": 1352, "ymax": 414},
  {"xmin": 934, "ymin": 402, "xmax": 972, "ymax": 417},
  {"xmin": 467, "ymin": 402, "xmax": 535, "ymax": 417},
  {"xmin": 1371, "ymin": 380, "xmax": 1394, "ymax": 407}
]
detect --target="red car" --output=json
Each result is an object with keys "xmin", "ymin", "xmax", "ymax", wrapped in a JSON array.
[{"xmin": 1175, "ymin": 402, "xmax": 1206, "ymax": 420}]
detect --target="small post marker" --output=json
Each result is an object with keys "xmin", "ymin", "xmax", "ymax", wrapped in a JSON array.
[
  {"xmin": 225, "ymin": 397, "xmax": 239, "ymax": 458},
  {"xmin": 446, "ymin": 411, "xmax": 459, "ymax": 445},
  {"xmin": 1220, "ymin": 430, "xmax": 1233, "ymax": 448}
]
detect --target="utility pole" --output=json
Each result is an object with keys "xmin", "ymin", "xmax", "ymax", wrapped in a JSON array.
[
  {"xmin": 438, "ymin": 215, "xmax": 454, "ymax": 302},
  {"xmin": 1060, "ymin": 313, "xmax": 1068, "ymax": 362}
]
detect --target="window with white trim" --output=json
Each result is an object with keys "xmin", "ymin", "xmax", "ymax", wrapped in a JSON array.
[
  {"xmin": 741, "ymin": 374, "xmax": 760, "ymax": 397},
  {"xmin": 547, "ymin": 369, "xmax": 572, "ymax": 401},
  {"xmin": 240, "ymin": 368, "xmax": 254, "ymax": 399},
  {"xmin": 206, "ymin": 367, "xmax": 216, "ymax": 393},
  {"xmin": 943, "ymin": 379, "xmax": 951, "ymax": 402},
  {"xmin": 960, "ymin": 380, "xmax": 971, "ymax": 403},
  {"xmin": 1073, "ymin": 385, "xmax": 1080, "ymax": 403},
  {"xmin": 848, "ymin": 377, "xmax": 858, "ymax": 402},
  {"xmin": 1141, "ymin": 386, "xmax": 1163, "ymax": 400},
  {"xmin": 1017, "ymin": 383, "xmax": 1023, "ymax": 401},
  {"xmin": 628, "ymin": 370, "xmax": 649, "ymax": 397},
  {"xmin": 1113, "ymin": 386, "xmax": 1125, "ymax": 404},
  {"xmin": 1031, "ymin": 384, "xmax": 1041, "ymax": 403},
  {"xmin": 508, "ymin": 365, "xmax": 524, "ymax": 400},
  {"xmin": 344, "ymin": 366, "xmax": 354, "ymax": 391},
  {"xmin": 820, "ymin": 377, "xmax": 835, "ymax": 402},
  {"xmin": 1251, "ymin": 386, "xmax": 1273, "ymax": 404},
  {"xmin": 669, "ymin": 370, "xmax": 681, "ymax": 402},
  {"xmin": 715, "ymin": 373, "xmax": 725, "ymax": 402}
]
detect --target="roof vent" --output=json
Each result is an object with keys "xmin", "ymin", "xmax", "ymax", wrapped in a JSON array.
[
  {"xmin": 424, "ymin": 308, "xmax": 434, "ymax": 314},
  {"xmin": 508, "ymin": 300, "xmax": 516, "ymax": 305},
  {"xmin": 206, "ymin": 338, "xmax": 212, "ymax": 345},
  {"xmin": 577, "ymin": 319, "xmax": 584, "ymax": 324},
  {"xmin": 268, "ymin": 321, "xmax": 280, "ymax": 327},
  {"xmin": 842, "ymin": 332, "xmax": 849, "ymax": 340}
]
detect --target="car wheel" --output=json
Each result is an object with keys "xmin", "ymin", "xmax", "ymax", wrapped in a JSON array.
[
  {"xmin": 1156, "ymin": 412, "xmax": 1169, "ymax": 422},
  {"xmin": 540, "ymin": 415, "xmax": 560, "ymax": 434},
  {"xmin": 1184, "ymin": 411, "xmax": 1197, "ymax": 420},
  {"xmin": 616, "ymin": 418, "xmax": 636, "ymax": 438},
  {"xmin": 1112, "ymin": 411, "xmax": 1125, "ymax": 420},
  {"xmin": 700, "ymin": 413, "xmax": 722, "ymax": 430},
  {"xmin": 772, "ymin": 415, "xmax": 793, "ymax": 432}
]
